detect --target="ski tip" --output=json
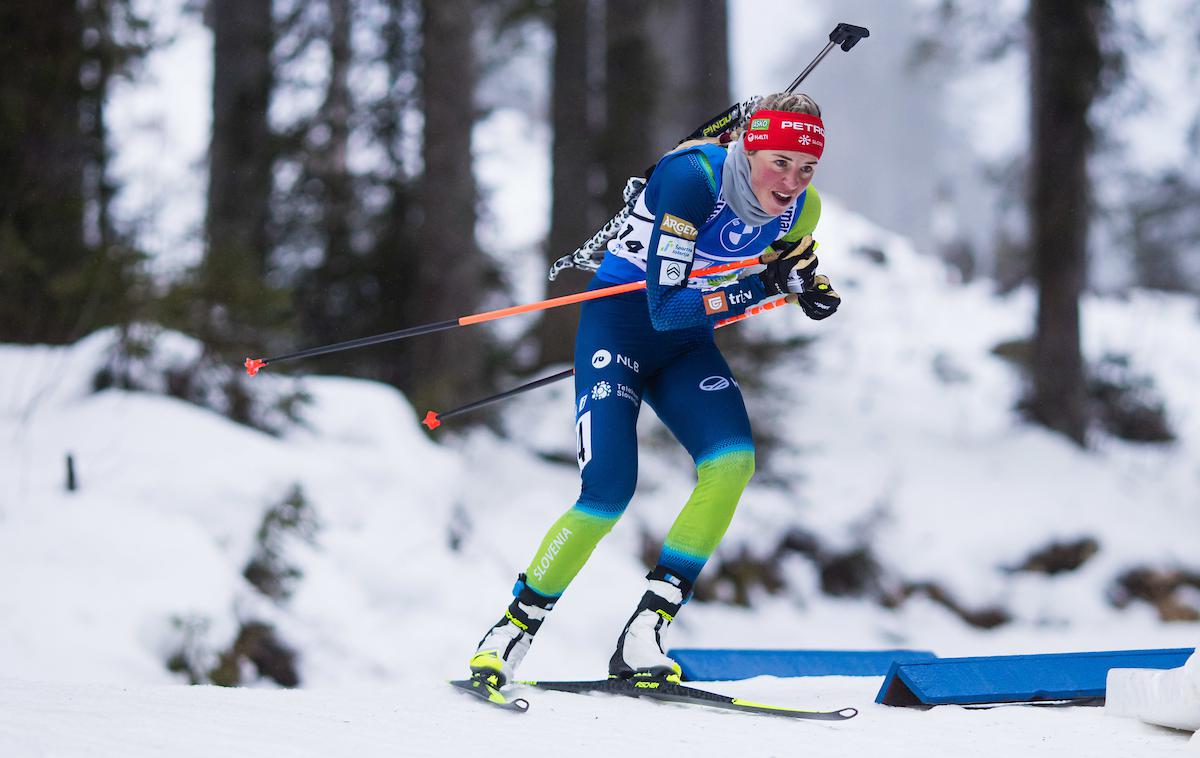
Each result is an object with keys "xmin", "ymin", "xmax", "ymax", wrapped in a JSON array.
[
  {"xmin": 449, "ymin": 677, "xmax": 531, "ymax": 713},
  {"xmin": 422, "ymin": 410, "xmax": 441, "ymax": 430},
  {"xmin": 244, "ymin": 357, "xmax": 267, "ymax": 377}
]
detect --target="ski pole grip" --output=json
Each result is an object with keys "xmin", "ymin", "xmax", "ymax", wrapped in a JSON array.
[{"xmin": 829, "ymin": 23, "xmax": 870, "ymax": 52}]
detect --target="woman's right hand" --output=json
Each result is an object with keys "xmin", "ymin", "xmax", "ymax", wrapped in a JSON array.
[{"xmin": 758, "ymin": 235, "xmax": 818, "ymax": 295}]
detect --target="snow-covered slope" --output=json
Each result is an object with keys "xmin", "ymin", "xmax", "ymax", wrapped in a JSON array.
[
  {"xmin": 2, "ymin": 197, "xmax": 1198, "ymax": 755},
  {"xmin": 4, "ymin": 674, "xmax": 1196, "ymax": 757}
]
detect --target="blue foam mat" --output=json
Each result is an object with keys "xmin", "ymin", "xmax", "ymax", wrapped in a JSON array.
[
  {"xmin": 876, "ymin": 647, "xmax": 1195, "ymax": 706},
  {"xmin": 669, "ymin": 648, "xmax": 938, "ymax": 681}
]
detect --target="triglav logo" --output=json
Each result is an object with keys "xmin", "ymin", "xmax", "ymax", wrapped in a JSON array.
[
  {"xmin": 699, "ymin": 376, "xmax": 731, "ymax": 392},
  {"xmin": 703, "ymin": 291, "xmax": 728, "ymax": 315},
  {"xmin": 591, "ymin": 349, "xmax": 611, "ymax": 368},
  {"xmin": 728, "ymin": 289, "xmax": 754, "ymax": 306}
]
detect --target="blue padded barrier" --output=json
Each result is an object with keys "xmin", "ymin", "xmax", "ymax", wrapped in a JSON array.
[
  {"xmin": 875, "ymin": 648, "xmax": 1195, "ymax": 707},
  {"xmin": 669, "ymin": 648, "xmax": 938, "ymax": 681}
]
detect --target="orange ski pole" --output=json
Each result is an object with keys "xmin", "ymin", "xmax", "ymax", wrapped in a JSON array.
[
  {"xmin": 244, "ymin": 256, "xmax": 770, "ymax": 376},
  {"xmin": 421, "ymin": 295, "xmax": 790, "ymax": 429}
]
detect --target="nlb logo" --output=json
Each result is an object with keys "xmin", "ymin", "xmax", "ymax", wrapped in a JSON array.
[{"xmin": 591, "ymin": 349, "xmax": 611, "ymax": 368}]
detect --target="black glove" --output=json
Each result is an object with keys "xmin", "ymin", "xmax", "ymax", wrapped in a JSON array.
[
  {"xmin": 758, "ymin": 235, "xmax": 818, "ymax": 296},
  {"xmin": 793, "ymin": 274, "xmax": 841, "ymax": 320}
]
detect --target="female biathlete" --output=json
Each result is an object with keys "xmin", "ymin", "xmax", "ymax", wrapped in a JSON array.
[{"xmin": 469, "ymin": 92, "xmax": 842, "ymax": 686}]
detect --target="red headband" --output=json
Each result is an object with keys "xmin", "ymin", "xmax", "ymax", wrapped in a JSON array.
[{"xmin": 742, "ymin": 109, "xmax": 825, "ymax": 159}]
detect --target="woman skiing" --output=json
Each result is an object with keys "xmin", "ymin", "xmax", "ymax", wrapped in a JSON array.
[{"xmin": 469, "ymin": 92, "xmax": 841, "ymax": 688}]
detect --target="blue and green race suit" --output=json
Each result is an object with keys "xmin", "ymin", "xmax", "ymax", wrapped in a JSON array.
[{"xmin": 521, "ymin": 142, "xmax": 821, "ymax": 599}]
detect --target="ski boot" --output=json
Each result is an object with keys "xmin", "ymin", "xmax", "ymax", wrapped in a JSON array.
[
  {"xmin": 608, "ymin": 567, "xmax": 692, "ymax": 682},
  {"xmin": 470, "ymin": 575, "xmax": 556, "ymax": 688}
]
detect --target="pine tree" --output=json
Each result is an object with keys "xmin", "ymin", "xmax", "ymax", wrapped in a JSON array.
[
  {"xmin": 1026, "ymin": 0, "xmax": 1107, "ymax": 445},
  {"xmin": 538, "ymin": 0, "xmax": 597, "ymax": 368},
  {"xmin": 0, "ymin": 0, "xmax": 149, "ymax": 344},
  {"xmin": 197, "ymin": 0, "xmax": 283, "ymax": 355}
]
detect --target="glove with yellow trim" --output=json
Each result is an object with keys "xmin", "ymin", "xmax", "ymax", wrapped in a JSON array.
[
  {"xmin": 758, "ymin": 235, "xmax": 818, "ymax": 296},
  {"xmin": 787, "ymin": 273, "xmax": 840, "ymax": 320}
]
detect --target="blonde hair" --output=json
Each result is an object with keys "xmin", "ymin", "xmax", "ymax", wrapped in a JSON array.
[
  {"xmin": 730, "ymin": 93, "xmax": 822, "ymax": 148},
  {"xmin": 755, "ymin": 92, "xmax": 821, "ymax": 117},
  {"xmin": 670, "ymin": 93, "xmax": 823, "ymax": 155}
]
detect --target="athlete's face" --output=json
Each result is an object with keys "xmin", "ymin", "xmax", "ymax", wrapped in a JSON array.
[{"xmin": 747, "ymin": 149, "xmax": 817, "ymax": 216}]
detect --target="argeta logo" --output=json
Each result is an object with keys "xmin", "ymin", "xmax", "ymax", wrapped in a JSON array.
[
  {"xmin": 591, "ymin": 349, "xmax": 611, "ymax": 369},
  {"xmin": 699, "ymin": 376, "xmax": 731, "ymax": 392},
  {"xmin": 659, "ymin": 213, "xmax": 698, "ymax": 240}
]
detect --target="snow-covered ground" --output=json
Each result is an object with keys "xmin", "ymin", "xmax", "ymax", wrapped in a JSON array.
[
  {"xmin": 4, "ymin": 674, "xmax": 1195, "ymax": 757},
  {"xmin": 3, "ymin": 192, "xmax": 1199, "ymax": 755}
]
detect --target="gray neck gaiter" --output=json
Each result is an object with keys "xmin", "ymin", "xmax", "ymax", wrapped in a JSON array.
[{"xmin": 720, "ymin": 140, "xmax": 777, "ymax": 227}]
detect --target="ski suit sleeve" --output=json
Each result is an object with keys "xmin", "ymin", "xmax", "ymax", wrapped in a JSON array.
[
  {"xmin": 773, "ymin": 185, "xmax": 822, "ymax": 247},
  {"xmin": 644, "ymin": 150, "xmax": 767, "ymax": 331}
]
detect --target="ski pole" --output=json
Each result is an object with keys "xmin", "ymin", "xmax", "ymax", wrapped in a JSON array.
[
  {"xmin": 786, "ymin": 23, "xmax": 870, "ymax": 94},
  {"xmin": 244, "ymin": 255, "xmax": 773, "ymax": 376},
  {"xmin": 421, "ymin": 295, "xmax": 791, "ymax": 430},
  {"xmin": 682, "ymin": 22, "xmax": 869, "ymax": 144},
  {"xmin": 421, "ymin": 367, "xmax": 575, "ymax": 430}
]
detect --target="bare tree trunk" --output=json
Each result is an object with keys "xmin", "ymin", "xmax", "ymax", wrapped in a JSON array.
[
  {"xmin": 321, "ymin": 0, "xmax": 354, "ymax": 264},
  {"xmin": 0, "ymin": 0, "xmax": 88, "ymax": 343},
  {"xmin": 644, "ymin": 0, "xmax": 730, "ymax": 149},
  {"xmin": 603, "ymin": 0, "xmax": 657, "ymax": 203},
  {"xmin": 205, "ymin": 0, "xmax": 274, "ymax": 320},
  {"xmin": 690, "ymin": 0, "xmax": 730, "ymax": 118},
  {"xmin": 296, "ymin": 0, "xmax": 359, "ymax": 362},
  {"xmin": 400, "ymin": 0, "xmax": 490, "ymax": 412},
  {"xmin": 1027, "ymin": 0, "xmax": 1104, "ymax": 445},
  {"xmin": 537, "ymin": 0, "xmax": 595, "ymax": 368}
]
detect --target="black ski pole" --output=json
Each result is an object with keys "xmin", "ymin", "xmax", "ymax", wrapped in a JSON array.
[
  {"xmin": 244, "ymin": 257, "xmax": 765, "ymax": 377},
  {"xmin": 684, "ymin": 21, "xmax": 869, "ymax": 143},
  {"xmin": 785, "ymin": 23, "xmax": 870, "ymax": 93},
  {"xmin": 421, "ymin": 368, "xmax": 574, "ymax": 430},
  {"xmin": 421, "ymin": 296, "xmax": 792, "ymax": 431}
]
